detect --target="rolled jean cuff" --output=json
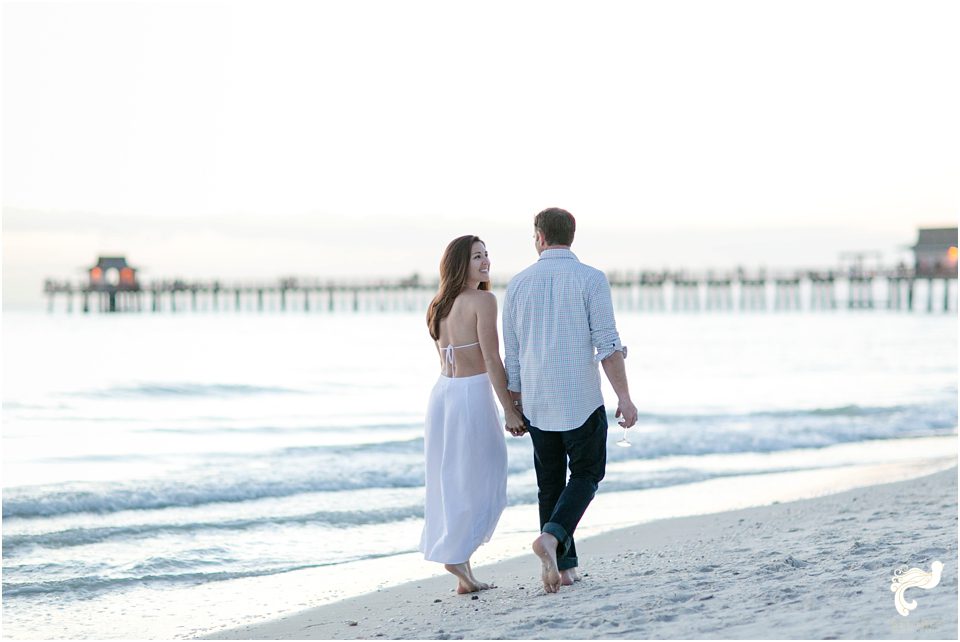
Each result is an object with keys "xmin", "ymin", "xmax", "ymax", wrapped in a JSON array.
[
  {"xmin": 542, "ymin": 521, "xmax": 570, "ymax": 557},
  {"xmin": 557, "ymin": 556, "xmax": 578, "ymax": 571}
]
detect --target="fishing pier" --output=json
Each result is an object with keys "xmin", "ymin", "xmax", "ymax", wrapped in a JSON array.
[
  {"xmin": 43, "ymin": 266, "xmax": 958, "ymax": 314},
  {"xmin": 41, "ymin": 228, "xmax": 959, "ymax": 314}
]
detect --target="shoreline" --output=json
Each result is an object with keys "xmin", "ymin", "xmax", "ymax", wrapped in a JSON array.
[{"xmin": 205, "ymin": 459, "xmax": 958, "ymax": 640}]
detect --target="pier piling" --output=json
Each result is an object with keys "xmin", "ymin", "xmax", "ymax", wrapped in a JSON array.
[{"xmin": 42, "ymin": 270, "xmax": 957, "ymax": 315}]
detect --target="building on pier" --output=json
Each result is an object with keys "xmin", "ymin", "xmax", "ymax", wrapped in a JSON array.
[
  {"xmin": 912, "ymin": 228, "xmax": 958, "ymax": 276},
  {"xmin": 82, "ymin": 256, "xmax": 141, "ymax": 312},
  {"xmin": 88, "ymin": 256, "xmax": 140, "ymax": 292}
]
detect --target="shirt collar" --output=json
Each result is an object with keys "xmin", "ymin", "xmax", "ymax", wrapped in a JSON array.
[{"xmin": 538, "ymin": 248, "xmax": 579, "ymax": 262}]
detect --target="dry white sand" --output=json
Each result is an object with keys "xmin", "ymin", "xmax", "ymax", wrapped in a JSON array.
[{"xmin": 206, "ymin": 461, "xmax": 957, "ymax": 640}]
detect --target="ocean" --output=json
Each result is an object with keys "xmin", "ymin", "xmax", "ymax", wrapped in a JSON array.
[{"xmin": 2, "ymin": 307, "xmax": 957, "ymax": 638}]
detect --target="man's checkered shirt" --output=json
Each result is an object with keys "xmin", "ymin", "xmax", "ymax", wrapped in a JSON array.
[{"xmin": 502, "ymin": 248, "xmax": 627, "ymax": 432}]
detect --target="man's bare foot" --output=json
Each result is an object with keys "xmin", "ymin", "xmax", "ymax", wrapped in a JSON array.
[
  {"xmin": 532, "ymin": 533, "xmax": 562, "ymax": 593},
  {"xmin": 560, "ymin": 567, "xmax": 582, "ymax": 586}
]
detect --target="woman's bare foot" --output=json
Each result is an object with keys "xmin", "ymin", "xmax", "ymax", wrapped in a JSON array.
[
  {"xmin": 456, "ymin": 581, "xmax": 479, "ymax": 594},
  {"xmin": 465, "ymin": 560, "xmax": 495, "ymax": 591},
  {"xmin": 532, "ymin": 533, "xmax": 562, "ymax": 593},
  {"xmin": 560, "ymin": 567, "xmax": 582, "ymax": 586},
  {"xmin": 444, "ymin": 563, "xmax": 481, "ymax": 593}
]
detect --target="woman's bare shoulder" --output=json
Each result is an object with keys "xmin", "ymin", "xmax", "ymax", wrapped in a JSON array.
[
  {"xmin": 460, "ymin": 289, "xmax": 496, "ymax": 309},
  {"xmin": 461, "ymin": 289, "xmax": 496, "ymax": 300}
]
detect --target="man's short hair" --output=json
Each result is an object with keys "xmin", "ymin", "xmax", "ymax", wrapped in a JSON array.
[{"xmin": 534, "ymin": 207, "xmax": 576, "ymax": 246}]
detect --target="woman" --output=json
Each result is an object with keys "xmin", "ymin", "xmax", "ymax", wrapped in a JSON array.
[{"xmin": 419, "ymin": 235, "xmax": 525, "ymax": 593}]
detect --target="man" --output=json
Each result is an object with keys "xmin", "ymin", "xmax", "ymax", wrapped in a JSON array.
[{"xmin": 503, "ymin": 207, "xmax": 638, "ymax": 593}]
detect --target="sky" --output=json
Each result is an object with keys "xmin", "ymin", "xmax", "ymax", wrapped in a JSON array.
[{"xmin": 3, "ymin": 0, "xmax": 958, "ymax": 307}]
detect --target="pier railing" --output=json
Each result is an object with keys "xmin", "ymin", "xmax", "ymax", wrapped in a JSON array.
[{"xmin": 43, "ymin": 269, "xmax": 958, "ymax": 314}]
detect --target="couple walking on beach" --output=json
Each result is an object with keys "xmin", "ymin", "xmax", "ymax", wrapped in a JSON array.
[{"xmin": 419, "ymin": 207, "xmax": 638, "ymax": 594}]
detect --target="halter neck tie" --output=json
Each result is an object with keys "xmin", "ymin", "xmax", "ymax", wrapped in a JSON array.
[{"xmin": 440, "ymin": 341, "xmax": 480, "ymax": 376}]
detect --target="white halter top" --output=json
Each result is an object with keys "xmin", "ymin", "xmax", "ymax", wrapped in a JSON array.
[{"xmin": 440, "ymin": 341, "xmax": 480, "ymax": 376}]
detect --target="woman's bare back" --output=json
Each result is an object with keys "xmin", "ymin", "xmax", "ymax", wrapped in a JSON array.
[{"xmin": 437, "ymin": 291, "xmax": 487, "ymax": 377}]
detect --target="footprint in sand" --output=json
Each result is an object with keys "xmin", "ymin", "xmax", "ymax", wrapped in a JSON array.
[
  {"xmin": 848, "ymin": 541, "xmax": 877, "ymax": 555},
  {"xmin": 784, "ymin": 555, "xmax": 811, "ymax": 568}
]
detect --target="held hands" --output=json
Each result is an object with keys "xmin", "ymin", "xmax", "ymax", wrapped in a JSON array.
[
  {"xmin": 504, "ymin": 406, "xmax": 526, "ymax": 437},
  {"xmin": 616, "ymin": 398, "xmax": 638, "ymax": 429}
]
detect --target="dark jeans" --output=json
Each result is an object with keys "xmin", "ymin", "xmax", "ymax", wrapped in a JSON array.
[{"xmin": 525, "ymin": 405, "xmax": 607, "ymax": 571}]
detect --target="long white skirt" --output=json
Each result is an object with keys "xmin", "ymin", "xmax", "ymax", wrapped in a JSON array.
[{"xmin": 419, "ymin": 372, "xmax": 508, "ymax": 564}]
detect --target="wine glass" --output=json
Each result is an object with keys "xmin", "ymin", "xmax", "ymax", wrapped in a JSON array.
[{"xmin": 616, "ymin": 427, "xmax": 631, "ymax": 447}]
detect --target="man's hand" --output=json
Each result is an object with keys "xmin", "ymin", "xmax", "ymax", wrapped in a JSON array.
[
  {"xmin": 615, "ymin": 398, "xmax": 638, "ymax": 429},
  {"xmin": 600, "ymin": 351, "xmax": 635, "ymax": 429}
]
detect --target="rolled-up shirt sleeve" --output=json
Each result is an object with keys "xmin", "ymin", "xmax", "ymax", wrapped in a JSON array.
[
  {"xmin": 588, "ymin": 272, "xmax": 627, "ymax": 362},
  {"xmin": 502, "ymin": 285, "xmax": 522, "ymax": 392}
]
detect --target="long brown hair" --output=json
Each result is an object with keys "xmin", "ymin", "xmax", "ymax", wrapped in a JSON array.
[{"xmin": 426, "ymin": 235, "xmax": 489, "ymax": 341}]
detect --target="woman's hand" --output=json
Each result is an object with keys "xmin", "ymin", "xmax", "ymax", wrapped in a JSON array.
[{"xmin": 504, "ymin": 407, "xmax": 526, "ymax": 437}]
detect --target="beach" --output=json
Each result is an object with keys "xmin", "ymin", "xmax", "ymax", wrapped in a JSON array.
[
  {"xmin": 3, "ymin": 311, "xmax": 956, "ymax": 639},
  {"xmin": 207, "ymin": 462, "xmax": 958, "ymax": 640}
]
